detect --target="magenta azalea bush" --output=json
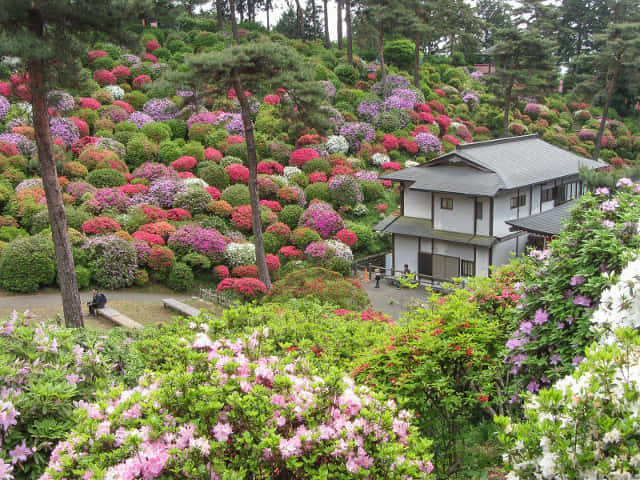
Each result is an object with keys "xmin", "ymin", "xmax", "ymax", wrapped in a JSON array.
[
  {"xmin": 299, "ymin": 202, "xmax": 345, "ymax": 239},
  {"xmin": 41, "ymin": 328, "xmax": 434, "ymax": 480}
]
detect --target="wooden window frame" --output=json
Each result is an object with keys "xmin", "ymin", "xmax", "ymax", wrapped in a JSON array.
[
  {"xmin": 541, "ymin": 187, "xmax": 555, "ymax": 203},
  {"xmin": 510, "ymin": 194, "xmax": 526, "ymax": 209},
  {"xmin": 461, "ymin": 259, "xmax": 475, "ymax": 277},
  {"xmin": 441, "ymin": 197, "xmax": 453, "ymax": 210},
  {"xmin": 475, "ymin": 200, "xmax": 483, "ymax": 220}
]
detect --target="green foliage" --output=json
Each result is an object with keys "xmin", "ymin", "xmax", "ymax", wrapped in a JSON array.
[
  {"xmin": 334, "ymin": 64, "xmax": 359, "ymax": 85},
  {"xmin": 0, "ymin": 225, "xmax": 28, "ymax": 243},
  {"xmin": 359, "ymin": 180, "xmax": 385, "ymax": 202},
  {"xmin": 86, "ymin": 168, "xmax": 127, "ymax": 188},
  {"xmin": 383, "ymin": 39, "xmax": 415, "ymax": 70},
  {"xmin": 158, "ymin": 140, "xmax": 183, "ymax": 164},
  {"xmin": 199, "ymin": 163, "xmax": 230, "ymax": 189},
  {"xmin": 301, "ymin": 157, "xmax": 331, "ymax": 175},
  {"xmin": 75, "ymin": 265, "xmax": 91, "ymax": 289},
  {"xmin": 126, "ymin": 135, "xmax": 157, "ymax": 167},
  {"xmin": 181, "ymin": 141, "xmax": 206, "ymax": 162},
  {"xmin": 141, "ymin": 121, "xmax": 172, "ymax": 143},
  {"xmin": 167, "ymin": 261, "xmax": 194, "ymax": 291},
  {"xmin": 165, "ymin": 118, "xmax": 188, "ymax": 140},
  {"xmin": 0, "ymin": 234, "xmax": 56, "ymax": 292},
  {"xmin": 221, "ymin": 184, "xmax": 250, "ymax": 207},
  {"xmin": 278, "ymin": 204, "xmax": 303, "ymax": 229},
  {"xmin": 266, "ymin": 267, "xmax": 369, "ymax": 310},
  {"xmin": 304, "ymin": 182, "xmax": 330, "ymax": 202}
]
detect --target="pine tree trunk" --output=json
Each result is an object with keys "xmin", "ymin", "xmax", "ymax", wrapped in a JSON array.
[
  {"xmin": 27, "ymin": 10, "xmax": 83, "ymax": 328},
  {"xmin": 345, "ymin": 0, "xmax": 353, "ymax": 64},
  {"xmin": 266, "ymin": 0, "xmax": 271, "ymax": 31},
  {"xmin": 503, "ymin": 82, "xmax": 512, "ymax": 137},
  {"xmin": 232, "ymin": 72, "xmax": 271, "ymax": 290},
  {"xmin": 323, "ymin": 0, "xmax": 330, "ymax": 48},
  {"xmin": 337, "ymin": 0, "xmax": 343, "ymax": 49},
  {"xmin": 230, "ymin": 0, "xmax": 239, "ymax": 42},
  {"xmin": 593, "ymin": 58, "xmax": 621, "ymax": 161},
  {"xmin": 312, "ymin": 0, "xmax": 318, "ymax": 40},
  {"xmin": 413, "ymin": 37, "xmax": 420, "ymax": 88},
  {"xmin": 378, "ymin": 20, "xmax": 385, "ymax": 79},
  {"xmin": 295, "ymin": 0, "xmax": 304, "ymax": 39},
  {"xmin": 216, "ymin": 0, "xmax": 224, "ymax": 31}
]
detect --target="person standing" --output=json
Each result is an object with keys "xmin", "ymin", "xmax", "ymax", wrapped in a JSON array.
[
  {"xmin": 87, "ymin": 288, "xmax": 107, "ymax": 317},
  {"xmin": 374, "ymin": 268, "xmax": 381, "ymax": 288}
]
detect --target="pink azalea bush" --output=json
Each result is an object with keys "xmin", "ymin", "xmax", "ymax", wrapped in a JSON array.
[{"xmin": 41, "ymin": 329, "xmax": 433, "ymax": 480}]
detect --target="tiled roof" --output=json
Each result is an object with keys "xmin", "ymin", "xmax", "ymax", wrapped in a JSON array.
[{"xmin": 506, "ymin": 200, "xmax": 576, "ymax": 236}]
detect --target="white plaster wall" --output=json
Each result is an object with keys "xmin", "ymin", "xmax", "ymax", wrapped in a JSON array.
[
  {"xmin": 404, "ymin": 190, "xmax": 431, "ymax": 219},
  {"xmin": 394, "ymin": 235, "xmax": 418, "ymax": 274},
  {"xmin": 420, "ymin": 239, "xmax": 432, "ymax": 253},
  {"xmin": 475, "ymin": 198, "xmax": 491, "ymax": 236},
  {"xmin": 476, "ymin": 247, "xmax": 490, "ymax": 277},
  {"xmin": 491, "ymin": 236, "xmax": 518, "ymax": 268},
  {"xmin": 493, "ymin": 192, "xmax": 517, "ymax": 237},
  {"xmin": 433, "ymin": 240, "xmax": 475, "ymax": 261},
  {"xmin": 433, "ymin": 193, "xmax": 474, "ymax": 234},
  {"xmin": 530, "ymin": 185, "xmax": 541, "ymax": 215}
]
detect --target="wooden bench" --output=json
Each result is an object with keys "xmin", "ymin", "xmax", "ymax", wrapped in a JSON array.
[
  {"xmin": 162, "ymin": 298, "xmax": 201, "ymax": 318},
  {"xmin": 97, "ymin": 307, "xmax": 143, "ymax": 330}
]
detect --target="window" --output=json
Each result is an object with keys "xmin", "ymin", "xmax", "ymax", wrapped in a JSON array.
[
  {"xmin": 475, "ymin": 201, "xmax": 483, "ymax": 220},
  {"xmin": 441, "ymin": 198, "xmax": 453, "ymax": 210},
  {"xmin": 461, "ymin": 260, "xmax": 475, "ymax": 277},
  {"xmin": 542, "ymin": 188, "xmax": 555, "ymax": 203},
  {"xmin": 510, "ymin": 194, "xmax": 526, "ymax": 209}
]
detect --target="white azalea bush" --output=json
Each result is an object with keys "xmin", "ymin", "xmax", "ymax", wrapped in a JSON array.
[
  {"xmin": 104, "ymin": 85, "xmax": 125, "ymax": 100},
  {"xmin": 224, "ymin": 242, "xmax": 256, "ymax": 268},
  {"xmin": 40, "ymin": 328, "xmax": 435, "ymax": 480},
  {"xmin": 326, "ymin": 135, "xmax": 349, "ymax": 154},
  {"xmin": 496, "ymin": 256, "xmax": 640, "ymax": 480}
]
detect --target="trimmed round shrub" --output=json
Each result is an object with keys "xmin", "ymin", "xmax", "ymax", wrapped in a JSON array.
[
  {"xmin": 199, "ymin": 163, "xmax": 230, "ymax": 189},
  {"xmin": 173, "ymin": 187, "xmax": 212, "ymax": 215},
  {"xmin": 350, "ymin": 223, "xmax": 375, "ymax": 253},
  {"xmin": 86, "ymin": 168, "xmax": 127, "ymax": 188},
  {"xmin": 83, "ymin": 235, "xmax": 137, "ymax": 288},
  {"xmin": 329, "ymin": 175, "xmax": 363, "ymax": 207},
  {"xmin": 75, "ymin": 265, "xmax": 91, "ymax": 289},
  {"xmin": 301, "ymin": 157, "xmax": 332, "ymax": 175},
  {"xmin": 278, "ymin": 204, "xmax": 303, "ymax": 229},
  {"xmin": 291, "ymin": 226, "xmax": 322, "ymax": 249},
  {"xmin": 0, "ymin": 235, "xmax": 56, "ymax": 292},
  {"xmin": 141, "ymin": 121, "xmax": 172, "ymax": 143},
  {"xmin": 181, "ymin": 141, "xmax": 206, "ymax": 162},
  {"xmin": 158, "ymin": 141, "xmax": 183, "ymax": 165},
  {"xmin": 221, "ymin": 183, "xmax": 251, "ymax": 207},
  {"xmin": 167, "ymin": 261, "xmax": 194, "ymax": 291},
  {"xmin": 126, "ymin": 135, "xmax": 157, "ymax": 167},
  {"xmin": 262, "ymin": 231, "xmax": 281, "ymax": 254},
  {"xmin": 360, "ymin": 180, "xmax": 385, "ymax": 202},
  {"xmin": 304, "ymin": 182, "xmax": 330, "ymax": 202},
  {"xmin": 334, "ymin": 64, "xmax": 359, "ymax": 84}
]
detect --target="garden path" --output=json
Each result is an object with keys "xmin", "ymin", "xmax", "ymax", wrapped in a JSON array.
[{"xmin": 361, "ymin": 278, "xmax": 432, "ymax": 322}]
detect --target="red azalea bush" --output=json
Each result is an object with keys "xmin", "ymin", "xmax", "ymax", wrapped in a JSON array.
[
  {"xmin": 69, "ymin": 117, "xmax": 89, "ymax": 137},
  {"xmin": 148, "ymin": 245, "xmax": 175, "ymax": 271},
  {"xmin": 133, "ymin": 75, "xmax": 152, "ymax": 88},
  {"xmin": 374, "ymin": 203, "xmax": 388, "ymax": 213},
  {"xmin": 93, "ymin": 69, "xmax": 117, "ymax": 86},
  {"xmin": 208, "ymin": 200, "xmax": 233, "ymax": 217},
  {"xmin": 204, "ymin": 147, "xmax": 223, "ymax": 162},
  {"xmin": 139, "ymin": 204, "xmax": 168, "ymax": 221},
  {"xmin": 226, "ymin": 135, "xmax": 245, "ymax": 144},
  {"xmin": 88, "ymin": 50, "xmax": 108, "ymax": 62},
  {"xmin": 415, "ymin": 102, "xmax": 431, "ymax": 114},
  {"xmin": 259, "ymin": 200, "xmax": 282, "ymax": 212},
  {"xmin": 15, "ymin": 83, "xmax": 30, "ymax": 101},
  {"xmin": 141, "ymin": 53, "xmax": 158, "ymax": 63},
  {"xmin": 381, "ymin": 161, "xmax": 401, "ymax": 171},
  {"xmin": 257, "ymin": 161, "xmax": 284, "ymax": 175},
  {"xmin": 278, "ymin": 245, "xmax": 304, "ymax": 260},
  {"xmin": 166, "ymin": 208, "xmax": 191, "ymax": 221},
  {"xmin": 213, "ymin": 264, "xmax": 230, "ymax": 281},
  {"xmin": 218, "ymin": 276, "xmax": 268, "ymax": 300},
  {"xmin": 140, "ymin": 221, "xmax": 176, "ymax": 239},
  {"xmin": 81, "ymin": 216, "xmax": 121, "ymax": 235},
  {"xmin": 276, "ymin": 186, "xmax": 299, "ymax": 204},
  {"xmin": 0, "ymin": 81, "xmax": 11, "ymax": 98},
  {"xmin": 78, "ymin": 97, "xmax": 101, "ymax": 110},
  {"xmin": 331, "ymin": 166, "xmax": 353, "ymax": 176},
  {"xmin": 297, "ymin": 133, "xmax": 327, "ymax": 146},
  {"xmin": 231, "ymin": 265, "xmax": 259, "ymax": 278},
  {"xmin": 205, "ymin": 186, "xmax": 221, "ymax": 200},
  {"xmin": 399, "ymin": 138, "xmax": 419, "ymax": 154},
  {"xmin": 178, "ymin": 171, "xmax": 195, "ymax": 178},
  {"xmin": 263, "ymin": 94, "xmax": 280, "ymax": 105},
  {"xmin": 334, "ymin": 229, "xmax": 357, "ymax": 246},
  {"xmin": 231, "ymin": 205, "xmax": 253, "ymax": 231},
  {"xmin": 289, "ymin": 148, "xmax": 320, "ymax": 168},
  {"xmin": 225, "ymin": 164, "xmax": 249, "ymax": 184},
  {"xmin": 308, "ymin": 171, "xmax": 327, "ymax": 183},
  {"xmin": 0, "ymin": 141, "xmax": 20, "ymax": 157},
  {"xmin": 132, "ymin": 230, "xmax": 165, "ymax": 246},
  {"xmin": 442, "ymin": 134, "xmax": 460, "ymax": 147},
  {"xmin": 112, "ymin": 66, "xmax": 131, "ymax": 81},
  {"xmin": 428, "ymin": 100, "xmax": 445, "ymax": 113},
  {"xmin": 119, "ymin": 184, "xmax": 149, "ymax": 195},
  {"xmin": 266, "ymin": 253, "xmax": 280, "ymax": 272},
  {"xmin": 170, "ymin": 156, "xmax": 197, "ymax": 171},
  {"xmin": 78, "ymin": 147, "xmax": 128, "ymax": 173},
  {"xmin": 266, "ymin": 222, "xmax": 291, "ymax": 243},
  {"xmin": 382, "ymin": 134, "xmax": 399, "ymax": 150},
  {"xmin": 434, "ymin": 115, "xmax": 451, "ymax": 134},
  {"xmin": 146, "ymin": 39, "xmax": 161, "ymax": 52}
]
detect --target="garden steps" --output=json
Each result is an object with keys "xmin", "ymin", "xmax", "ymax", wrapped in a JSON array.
[
  {"xmin": 97, "ymin": 307, "xmax": 143, "ymax": 330},
  {"xmin": 162, "ymin": 298, "xmax": 201, "ymax": 318}
]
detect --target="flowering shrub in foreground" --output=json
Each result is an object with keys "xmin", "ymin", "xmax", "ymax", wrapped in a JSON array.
[
  {"xmin": 497, "ymin": 256, "xmax": 640, "ymax": 479},
  {"xmin": 42, "ymin": 329, "xmax": 433, "ymax": 480}
]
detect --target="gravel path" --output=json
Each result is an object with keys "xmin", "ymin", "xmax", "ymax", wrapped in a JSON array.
[
  {"xmin": 0, "ymin": 292, "xmax": 192, "ymax": 312},
  {"xmin": 360, "ymin": 275, "xmax": 433, "ymax": 322}
]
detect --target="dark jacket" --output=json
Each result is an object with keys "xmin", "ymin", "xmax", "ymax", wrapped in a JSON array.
[{"xmin": 92, "ymin": 292, "xmax": 107, "ymax": 308}]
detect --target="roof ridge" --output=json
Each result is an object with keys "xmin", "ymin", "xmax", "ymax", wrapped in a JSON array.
[{"xmin": 456, "ymin": 134, "xmax": 539, "ymax": 150}]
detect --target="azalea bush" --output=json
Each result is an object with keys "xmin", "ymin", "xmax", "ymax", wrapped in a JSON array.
[
  {"xmin": 504, "ymin": 182, "xmax": 640, "ymax": 395},
  {"xmin": 41, "ymin": 328, "xmax": 434, "ymax": 480}
]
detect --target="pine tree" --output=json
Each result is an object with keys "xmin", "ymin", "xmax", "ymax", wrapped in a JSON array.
[
  {"xmin": 573, "ymin": 0, "xmax": 640, "ymax": 160},
  {"xmin": 166, "ymin": 38, "xmax": 326, "ymax": 289},
  {"xmin": 489, "ymin": 24, "xmax": 556, "ymax": 137},
  {"xmin": 409, "ymin": 0, "xmax": 439, "ymax": 88},
  {"xmin": 0, "ymin": 0, "xmax": 134, "ymax": 328}
]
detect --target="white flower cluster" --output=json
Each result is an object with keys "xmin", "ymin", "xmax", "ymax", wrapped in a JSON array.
[
  {"xmin": 283, "ymin": 166, "xmax": 302, "ymax": 180},
  {"xmin": 104, "ymin": 85, "xmax": 125, "ymax": 100},
  {"xmin": 325, "ymin": 239, "xmax": 354, "ymax": 264},
  {"xmin": 590, "ymin": 256, "xmax": 640, "ymax": 345},
  {"xmin": 224, "ymin": 242, "xmax": 256, "ymax": 268},
  {"xmin": 371, "ymin": 153, "xmax": 390, "ymax": 167},
  {"xmin": 405, "ymin": 160, "xmax": 420, "ymax": 168},
  {"xmin": 325, "ymin": 135, "xmax": 349, "ymax": 154},
  {"xmin": 501, "ymin": 251, "xmax": 640, "ymax": 480},
  {"xmin": 182, "ymin": 177, "xmax": 209, "ymax": 188}
]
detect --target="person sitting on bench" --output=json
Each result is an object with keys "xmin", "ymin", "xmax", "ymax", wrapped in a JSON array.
[
  {"xmin": 87, "ymin": 288, "xmax": 107, "ymax": 317},
  {"xmin": 396, "ymin": 264, "xmax": 410, "ymax": 288}
]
